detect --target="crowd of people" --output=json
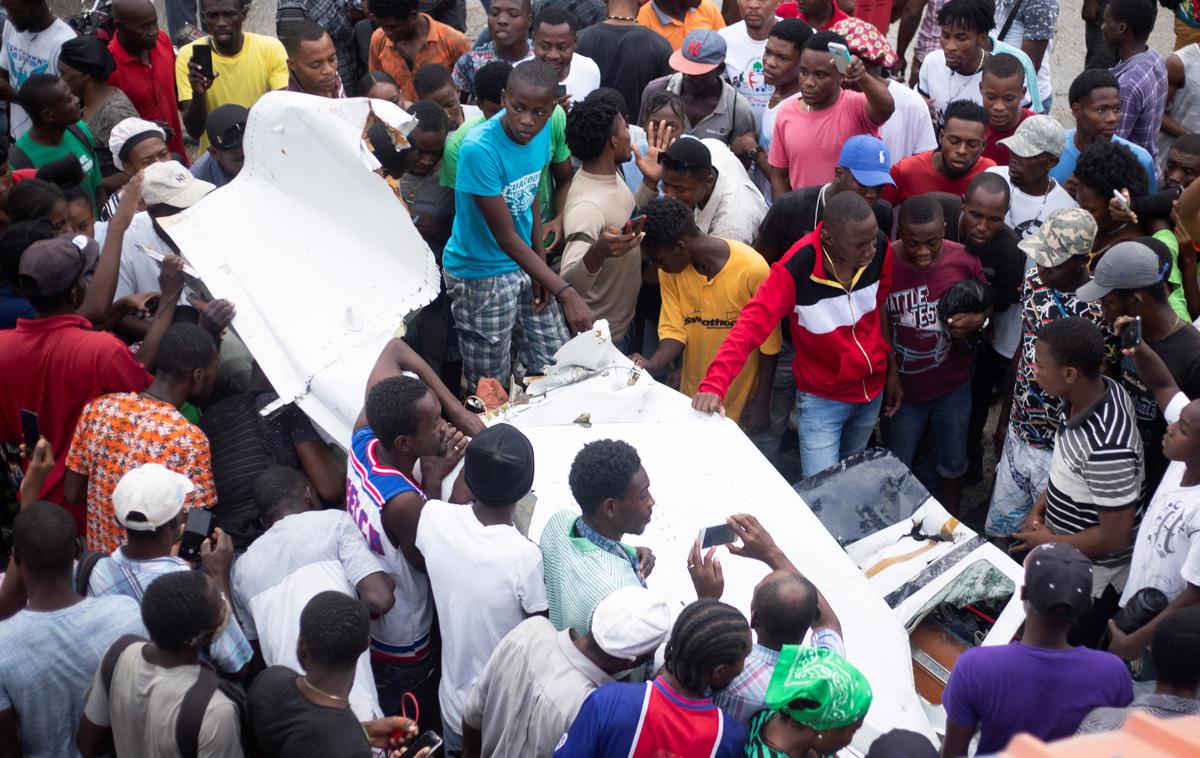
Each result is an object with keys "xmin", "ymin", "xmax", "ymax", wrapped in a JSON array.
[{"xmin": 1, "ymin": 0, "xmax": 1200, "ymax": 754}]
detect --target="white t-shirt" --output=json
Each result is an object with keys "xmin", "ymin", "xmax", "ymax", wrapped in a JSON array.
[
  {"xmin": 231, "ymin": 510, "xmax": 388, "ymax": 721},
  {"xmin": 985, "ymin": 166, "xmax": 1076, "ymax": 240},
  {"xmin": 720, "ymin": 21, "xmax": 777, "ymax": 131},
  {"xmin": 917, "ymin": 49, "xmax": 984, "ymax": 118},
  {"xmin": 882, "ymin": 79, "xmax": 939, "ymax": 163},
  {"xmin": 415, "ymin": 500, "xmax": 549, "ymax": 743},
  {"xmin": 1122, "ymin": 392, "xmax": 1200, "ymax": 606},
  {"xmin": 757, "ymin": 92, "xmax": 800, "ymax": 200},
  {"xmin": 96, "ymin": 211, "xmax": 191, "ymax": 305},
  {"xmin": 0, "ymin": 18, "xmax": 77, "ymax": 139},
  {"xmin": 562, "ymin": 53, "xmax": 601, "ymax": 103}
]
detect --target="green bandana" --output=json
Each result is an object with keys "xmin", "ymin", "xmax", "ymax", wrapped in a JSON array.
[{"xmin": 764, "ymin": 645, "xmax": 873, "ymax": 731}]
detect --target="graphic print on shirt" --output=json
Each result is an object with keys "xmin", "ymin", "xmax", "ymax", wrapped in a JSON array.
[
  {"xmin": 683, "ymin": 309, "xmax": 742, "ymax": 330},
  {"xmin": 887, "ymin": 284, "xmax": 951, "ymax": 374},
  {"xmin": 732, "ymin": 56, "xmax": 770, "ymax": 105},
  {"xmin": 8, "ymin": 46, "xmax": 52, "ymax": 87},
  {"xmin": 502, "ymin": 170, "xmax": 541, "ymax": 216}
]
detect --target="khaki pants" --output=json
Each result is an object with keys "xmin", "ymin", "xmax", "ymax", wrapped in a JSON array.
[{"xmin": 1177, "ymin": 16, "xmax": 1200, "ymax": 50}]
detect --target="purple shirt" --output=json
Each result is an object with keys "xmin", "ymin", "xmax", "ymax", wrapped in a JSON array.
[
  {"xmin": 943, "ymin": 642, "xmax": 1133, "ymax": 754},
  {"xmin": 1112, "ymin": 49, "xmax": 1168, "ymax": 163}
]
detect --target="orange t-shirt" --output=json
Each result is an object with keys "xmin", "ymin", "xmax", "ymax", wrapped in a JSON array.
[
  {"xmin": 67, "ymin": 393, "xmax": 216, "ymax": 553},
  {"xmin": 637, "ymin": 0, "xmax": 725, "ymax": 50},
  {"xmin": 368, "ymin": 15, "xmax": 471, "ymax": 101}
]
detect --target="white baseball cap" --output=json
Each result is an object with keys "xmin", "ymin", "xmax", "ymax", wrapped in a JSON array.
[
  {"xmin": 590, "ymin": 586, "xmax": 673, "ymax": 661},
  {"xmin": 113, "ymin": 463, "xmax": 194, "ymax": 531},
  {"xmin": 142, "ymin": 160, "xmax": 215, "ymax": 208}
]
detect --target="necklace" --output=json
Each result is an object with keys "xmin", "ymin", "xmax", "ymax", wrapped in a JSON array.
[
  {"xmin": 823, "ymin": 250, "xmax": 854, "ymax": 289},
  {"xmin": 947, "ymin": 50, "xmax": 988, "ymax": 103},
  {"xmin": 1006, "ymin": 179, "xmax": 1055, "ymax": 231},
  {"xmin": 606, "ymin": 14, "xmax": 638, "ymax": 21},
  {"xmin": 404, "ymin": 168, "xmax": 438, "ymax": 206},
  {"xmin": 302, "ymin": 676, "xmax": 348, "ymax": 702}
]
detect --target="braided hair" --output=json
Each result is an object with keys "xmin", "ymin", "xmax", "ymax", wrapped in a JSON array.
[{"xmin": 663, "ymin": 599, "xmax": 750, "ymax": 693}]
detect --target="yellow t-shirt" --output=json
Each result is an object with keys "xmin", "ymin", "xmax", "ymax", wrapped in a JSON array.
[
  {"xmin": 658, "ymin": 239, "xmax": 781, "ymax": 422},
  {"xmin": 637, "ymin": 0, "xmax": 726, "ymax": 50},
  {"xmin": 176, "ymin": 33, "xmax": 289, "ymax": 152}
]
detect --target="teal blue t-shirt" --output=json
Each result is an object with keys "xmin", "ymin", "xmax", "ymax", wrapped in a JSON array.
[
  {"xmin": 443, "ymin": 113, "xmax": 552, "ymax": 280},
  {"xmin": 1050, "ymin": 130, "xmax": 1159, "ymax": 192}
]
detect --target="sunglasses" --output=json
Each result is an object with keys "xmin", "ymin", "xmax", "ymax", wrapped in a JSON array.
[{"xmin": 657, "ymin": 152, "xmax": 709, "ymax": 173}]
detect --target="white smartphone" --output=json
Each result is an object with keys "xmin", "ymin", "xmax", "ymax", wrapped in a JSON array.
[
  {"xmin": 827, "ymin": 42, "xmax": 852, "ymax": 74},
  {"xmin": 698, "ymin": 523, "xmax": 737, "ymax": 549},
  {"xmin": 1112, "ymin": 188, "xmax": 1131, "ymax": 210}
]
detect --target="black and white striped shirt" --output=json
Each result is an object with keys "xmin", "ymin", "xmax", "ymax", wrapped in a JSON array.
[{"xmin": 1045, "ymin": 376, "xmax": 1144, "ymax": 568}]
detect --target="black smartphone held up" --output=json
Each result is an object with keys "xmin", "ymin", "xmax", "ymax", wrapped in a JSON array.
[
  {"xmin": 555, "ymin": 83, "xmax": 567, "ymax": 100},
  {"xmin": 624, "ymin": 214, "xmax": 646, "ymax": 235},
  {"xmin": 698, "ymin": 523, "xmax": 737, "ymax": 549},
  {"xmin": 19, "ymin": 409, "xmax": 38, "ymax": 454},
  {"xmin": 179, "ymin": 509, "xmax": 213, "ymax": 563},
  {"xmin": 407, "ymin": 730, "xmax": 444, "ymax": 756},
  {"xmin": 1121, "ymin": 316, "xmax": 1143, "ymax": 351},
  {"xmin": 191, "ymin": 44, "xmax": 215, "ymax": 81}
]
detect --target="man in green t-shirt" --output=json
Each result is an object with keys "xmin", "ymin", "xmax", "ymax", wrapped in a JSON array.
[{"xmin": 14, "ymin": 74, "xmax": 103, "ymax": 212}]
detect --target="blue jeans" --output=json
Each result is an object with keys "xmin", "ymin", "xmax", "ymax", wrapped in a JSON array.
[
  {"xmin": 883, "ymin": 382, "xmax": 971, "ymax": 479},
  {"xmin": 372, "ymin": 654, "xmax": 441, "ymax": 734},
  {"xmin": 796, "ymin": 391, "xmax": 883, "ymax": 477}
]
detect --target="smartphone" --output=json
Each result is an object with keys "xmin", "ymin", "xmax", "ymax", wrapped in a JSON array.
[
  {"xmin": 624, "ymin": 214, "xmax": 646, "ymax": 235},
  {"xmin": 406, "ymin": 730, "xmax": 444, "ymax": 756},
  {"xmin": 555, "ymin": 83, "xmax": 567, "ymax": 100},
  {"xmin": 191, "ymin": 44, "xmax": 214, "ymax": 81},
  {"xmin": 1121, "ymin": 315, "xmax": 1142, "ymax": 350},
  {"xmin": 19, "ymin": 409, "xmax": 38, "ymax": 454},
  {"xmin": 698, "ymin": 523, "xmax": 737, "ymax": 549},
  {"xmin": 1112, "ymin": 188, "xmax": 1131, "ymax": 210},
  {"xmin": 179, "ymin": 509, "xmax": 213, "ymax": 563},
  {"xmin": 827, "ymin": 42, "xmax": 852, "ymax": 74}
]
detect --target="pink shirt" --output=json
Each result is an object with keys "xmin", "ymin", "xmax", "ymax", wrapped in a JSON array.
[{"xmin": 768, "ymin": 90, "xmax": 879, "ymax": 190}]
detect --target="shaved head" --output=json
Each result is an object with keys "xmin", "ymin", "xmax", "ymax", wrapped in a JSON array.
[
  {"xmin": 112, "ymin": 0, "xmax": 160, "ymax": 53},
  {"xmin": 751, "ymin": 570, "xmax": 819, "ymax": 648}
]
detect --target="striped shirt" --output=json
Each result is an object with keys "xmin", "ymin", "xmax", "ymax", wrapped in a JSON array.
[
  {"xmin": 1044, "ymin": 377, "xmax": 1144, "ymax": 568},
  {"xmin": 713, "ymin": 632, "xmax": 844, "ymax": 725},
  {"xmin": 85, "ymin": 550, "xmax": 252, "ymax": 674},
  {"xmin": 539, "ymin": 510, "xmax": 643, "ymax": 636}
]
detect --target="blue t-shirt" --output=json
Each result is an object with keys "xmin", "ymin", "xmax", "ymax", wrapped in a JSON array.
[
  {"xmin": 190, "ymin": 151, "xmax": 236, "ymax": 188},
  {"xmin": 555, "ymin": 678, "xmax": 746, "ymax": 758},
  {"xmin": 0, "ymin": 283, "xmax": 34, "ymax": 329},
  {"xmin": 0, "ymin": 595, "xmax": 146, "ymax": 758},
  {"xmin": 942, "ymin": 641, "xmax": 1133, "ymax": 754},
  {"xmin": 1050, "ymin": 130, "xmax": 1158, "ymax": 192},
  {"xmin": 443, "ymin": 113, "xmax": 553, "ymax": 280}
]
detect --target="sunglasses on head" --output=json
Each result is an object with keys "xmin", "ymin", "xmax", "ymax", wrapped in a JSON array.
[{"xmin": 657, "ymin": 152, "xmax": 707, "ymax": 173}]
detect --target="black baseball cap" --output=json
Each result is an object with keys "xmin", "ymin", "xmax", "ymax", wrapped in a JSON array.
[
  {"xmin": 659, "ymin": 136, "xmax": 713, "ymax": 173},
  {"xmin": 463, "ymin": 424, "xmax": 535, "ymax": 507},
  {"xmin": 206, "ymin": 104, "xmax": 248, "ymax": 150},
  {"xmin": 864, "ymin": 729, "xmax": 938, "ymax": 758},
  {"xmin": 18, "ymin": 235, "xmax": 100, "ymax": 297},
  {"xmin": 1024, "ymin": 543, "xmax": 1093, "ymax": 621}
]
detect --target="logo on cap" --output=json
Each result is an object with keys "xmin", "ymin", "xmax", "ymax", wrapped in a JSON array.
[{"xmin": 687, "ymin": 39, "xmax": 702, "ymax": 58}]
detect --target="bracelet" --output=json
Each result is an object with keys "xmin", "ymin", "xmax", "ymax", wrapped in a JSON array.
[{"xmin": 554, "ymin": 282, "xmax": 573, "ymax": 299}]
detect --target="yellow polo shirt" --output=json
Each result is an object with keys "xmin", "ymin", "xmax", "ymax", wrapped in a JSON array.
[
  {"xmin": 658, "ymin": 239, "xmax": 781, "ymax": 422},
  {"xmin": 176, "ymin": 33, "xmax": 289, "ymax": 153},
  {"xmin": 637, "ymin": 0, "xmax": 726, "ymax": 50}
]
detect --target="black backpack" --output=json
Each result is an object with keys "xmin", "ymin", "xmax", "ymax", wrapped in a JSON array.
[{"xmin": 97, "ymin": 635, "xmax": 257, "ymax": 758}]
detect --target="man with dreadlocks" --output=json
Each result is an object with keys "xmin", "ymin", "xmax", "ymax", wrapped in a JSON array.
[{"xmin": 552, "ymin": 598, "xmax": 751, "ymax": 756}]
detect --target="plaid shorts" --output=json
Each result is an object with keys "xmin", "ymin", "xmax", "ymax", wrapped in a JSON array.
[
  {"xmin": 986, "ymin": 427, "xmax": 1054, "ymax": 537},
  {"xmin": 444, "ymin": 268, "xmax": 569, "ymax": 393}
]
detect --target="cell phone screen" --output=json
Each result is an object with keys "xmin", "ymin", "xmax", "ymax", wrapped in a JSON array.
[
  {"xmin": 1121, "ymin": 317, "xmax": 1142, "ymax": 350},
  {"xmin": 699, "ymin": 523, "xmax": 737, "ymax": 548},
  {"xmin": 20, "ymin": 409, "xmax": 38, "ymax": 453},
  {"xmin": 409, "ymin": 730, "xmax": 444, "ymax": 755},
  {"xmin": 192, "ymin": 44, "xmax": 214, "ymax": 80},
  {"xmin": 179, "ymin": 509, "xmax": 213, "ymax": 562}
]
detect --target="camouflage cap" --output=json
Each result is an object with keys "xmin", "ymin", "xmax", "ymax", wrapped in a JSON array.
[
  {"xmin": 999, "ymin": 114, "xmax": 1067, "ymax": 158},
  {"xmin": 1019, "ymin": 207, "xmax": 1098, "ymax": 267}
]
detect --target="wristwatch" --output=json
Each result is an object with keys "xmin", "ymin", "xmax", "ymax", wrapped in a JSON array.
[{"xmin": 745, "ymin": 146, "xmax": 760, "ymax": 162}]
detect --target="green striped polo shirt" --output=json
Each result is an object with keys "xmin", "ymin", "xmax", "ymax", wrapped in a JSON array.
[{"xmin": 538, "ymin": 509, "xmax": 643, "ymax": 635}]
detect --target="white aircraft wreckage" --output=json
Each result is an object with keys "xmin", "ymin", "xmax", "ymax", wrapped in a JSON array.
[{"xmin": 157, "ymin": 92, "xmax": 1026, "ymax": 754}]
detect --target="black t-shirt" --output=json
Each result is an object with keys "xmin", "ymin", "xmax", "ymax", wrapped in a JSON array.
[
  {"xmin": 933, "ymin": 192, "xmax": 1026, "ymax": 313},
  {"xmin": 1121, "ymin": 322, "xmax": 1200, "ymax": 489},
  {"xmin": 250, "ymin": 665, "xmax": 372, "ymax": 758},
  {"xmin": 755, "ymin": 184, "xmax": 894, "ymax": 263},
  {"xmin": 576, "ymin": 23, "xmax": 673, "ymax": 121}
]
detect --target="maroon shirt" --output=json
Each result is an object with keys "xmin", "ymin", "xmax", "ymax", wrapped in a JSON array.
[
  {"xmin": 885, "ymin": 240, "xmax": 987, "ymax": 404},
  {"xmin": 108, "ymin": 31, "xmax": 188, "ymax": 164},
  {"xmin": 0, "ymin": 315, "xmax": 150, "ymax": 528},
  {"xmin": 983, "ymin": 109, "xmax": 1035, "ymax": 167}
]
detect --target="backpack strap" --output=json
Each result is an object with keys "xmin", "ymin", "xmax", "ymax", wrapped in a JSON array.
[
  {"xmin": 8, "ymin": 145, "xmax": 32, "ymax": 170},
  {"xmin": 997, "ymin": 0, "xmax": 1027, "ymax": 42},
  {"xmin": 176, "ymin": 664, "xmax": 220, "ymax": 758},
  {"xmin": 99, "ymin": 634, "xmax": 145, "ymax": 692},
  {"xmin": 74, "ymin": 550, "xmax": 106, "ymax": 596},
  {"xmin": 65, "ymin": 122, "xmax": 98, "ymax": 164}
]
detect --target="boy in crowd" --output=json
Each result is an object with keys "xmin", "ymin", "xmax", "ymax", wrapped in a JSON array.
[{"xmin": 980, "ymin": 53, "xmax": 1033, "ymax": 165}]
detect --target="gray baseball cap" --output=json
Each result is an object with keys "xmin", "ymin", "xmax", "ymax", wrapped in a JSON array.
[
  {"xmin": 1018, "ymin": 207, "xmax": 1098, "ymax": 267},
  {"xmin": 1076, "ymin": 241, "xmax": 1167, "ymax": 301},
  {"xmin": 999, "ymin": 115, "xmax": 1066, "ymax": 158}
]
